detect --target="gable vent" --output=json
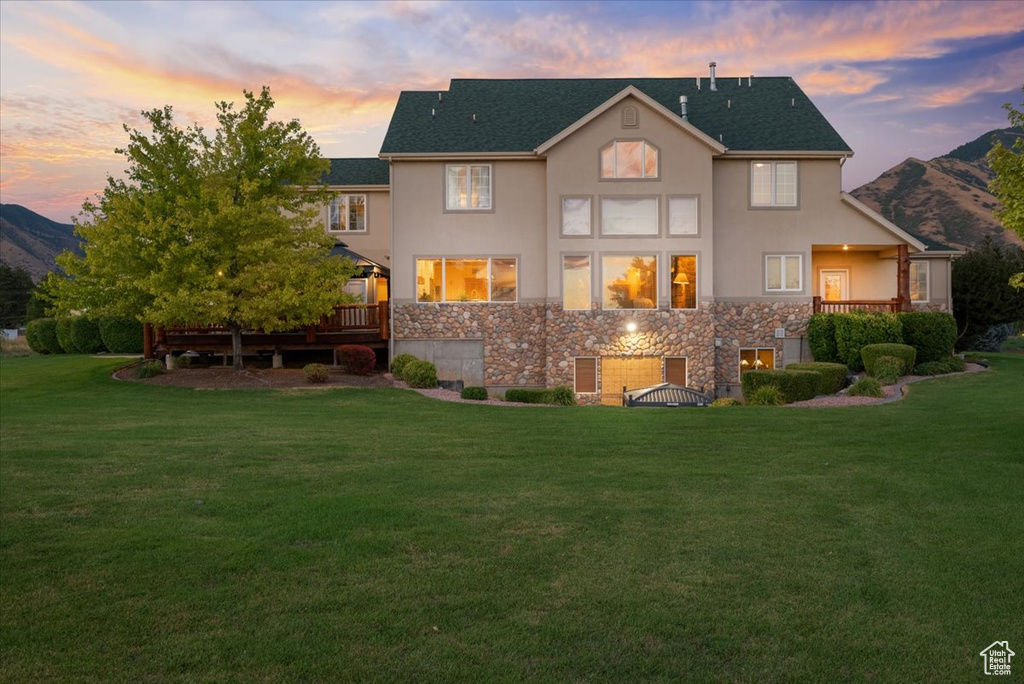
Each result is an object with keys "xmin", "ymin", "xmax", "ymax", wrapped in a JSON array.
[{"xmin": 622, "ymin": 105, "xmax": 639, "ymax": 128}]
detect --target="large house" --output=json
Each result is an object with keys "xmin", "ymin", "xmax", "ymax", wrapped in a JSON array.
[{"xmin": 321, "ymin": 69, "xmax": 957, "ymax": 404}]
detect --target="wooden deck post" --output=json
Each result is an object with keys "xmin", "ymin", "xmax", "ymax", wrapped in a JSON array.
[
  {"xmin": 143, "ymin": 323, "xmax": 154, "ymax": 358},
  {"xmin": 897, "ymin": 244, "xmax": 912, "ymax": 312},
  {"xmin": 812, "ymin": 296, "xmax": 822, "ymax": 314}
]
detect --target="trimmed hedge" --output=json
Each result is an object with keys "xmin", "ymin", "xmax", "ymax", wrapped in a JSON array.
[
  {"xmin": 461, "ymin": 386, "xmax": 489, "ymax": 401},
  {"xmin": 847, "ymin": 377, "xmax": 884, "ymax": 397},
  {"xmin": 915, "ymin": 355, "xmax": 967, "ymax": 375},
  {"xmin": 70, "ymin": 317, "xmax": 105, "ymax": 354},
  {"xmin": 807, "ymin": 314, "xmax": 839, "ymax": 363},
  {"xmin": 504, "ymin": 387, "xmax": 576, "ymax": 405},
  {"xmin": 785, "ymin": 362, "xmax": 849, "ymax": 395},
  {"xmin": 872, "ymin": 356, "xmax": 903, "ymax": 385},
  {"xmin": 337, "ymin": 345, "xmax": 376, "ymax": 375},
  {"xmin": 897, "ymin": 312, "xmax": 956, "ymax": 363},
  {"xmin": 862, "ymin": 343, "xmax": 916, "ymax": 377},
  {"xmin": 741, "ymin": 369, "xmax": 822, "ymax": 404},
  {"xmin": 404, "ymin": 360, "xmax": 437, "ymax": 388},
  {"xmin": 834, "ymin": 313, "xmax": 902, "ymax": 371},
  {"xmin": 56, "ymin": 318, "xmax": 78, "ymax": 353},
  {"xmin": 26, "ymin": 318, "xmax": 61, "ymax": 354},
  {"xmin": 99, "ymin": 317, "xmax": 143, "ymax": 353},
  {"xmin": 390, "ymin": 353, "xmax": 418, "ymax": 380}
]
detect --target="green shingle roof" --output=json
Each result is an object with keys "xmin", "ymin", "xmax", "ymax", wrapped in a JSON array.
[
  {"xmin": 380, "ymin": 78, "xmax": 851, "ymax": 155},
  {"xmin": 323, "ymin": 158, "xmax": 389, "ymax": 185}
]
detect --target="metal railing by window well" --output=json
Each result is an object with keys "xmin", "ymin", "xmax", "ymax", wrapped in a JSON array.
[{"xmin": 622, "ymin": 383, "xmax": 712, "ymax": 408}]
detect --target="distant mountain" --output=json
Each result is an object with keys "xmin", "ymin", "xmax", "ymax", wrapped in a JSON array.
[
  {"xmin": 850, "ymin": 128, "xmax": 1023, "ymax": 252},
  {"xmin": 0, "ymin": 204, "xmax": 81, "ymax": 281}
]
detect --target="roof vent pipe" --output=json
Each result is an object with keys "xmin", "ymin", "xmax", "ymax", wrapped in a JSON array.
[
  {"xmin": 438, "ymin": 92, "xmax": 443, "ymax": 102},
  {"xmin": 472, "ymin": 113, "xmax": 477, "ymax": 123},
  {"xmin": 696, "ymin": 77, "xmax": 701, "ymax": 91},
  {"xmin": 748, "ymin": 75, "xmax": 753, "ymax": 87},
  {"xmin": 709, "ymin": 62, "xmax": 717, "ymax": 91},
  {"xmin": 679, "ymin": 95, "xmax": 688, "ymax": 121},
  {"xmin": 431, "ymin": 108, "xmax": 435, "ymax": 118}
]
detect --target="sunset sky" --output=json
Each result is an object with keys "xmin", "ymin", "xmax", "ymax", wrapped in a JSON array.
[{"xmin": 1, "ymin": 0, "xmax": 1022, "ymax": 223}]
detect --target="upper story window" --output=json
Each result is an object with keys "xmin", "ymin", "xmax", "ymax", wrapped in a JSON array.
[
  {"xmin": 329, "ymin": 195, "xmax": 366, "ymax": 232},
  {"xmin": 446, "ymin": 164, "xmax": 492, "ymax": 210},
  {"xmin": 751, "ymin": 161, "xmax": 797, "ymax": 207},
  {"xmin": 910, "ymin": 261, "xmax": 929, "ymax": 302},
  {"xmin": 600, "ymin": 140, "xmax": 659, "ymax": 179}
]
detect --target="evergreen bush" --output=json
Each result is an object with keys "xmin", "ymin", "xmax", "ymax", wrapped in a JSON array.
[
  {"xmin": 807, "ymin": 314, "xmax": 839, "ymax": 363},
  {"xmin": 784, "ymin": 362, "xmax": 849, "ymax": 395},
  {"xmin": 872, "ymin": 356, "xmax": 904, "ymax": 385},
  {"xmin": 847, "ymin": 377, "xmax": 884, "ymax": 397},
  {"xmin": 26, "ymin": 318, "xmax": 61, "ymax": 354},
  {"xmin": 56, "ymin": 318, "xmax": 78, "ymax": 353},
  {"xmin": 861, "ymin": 343, "xmax": 916, "ymax": 376},
  {"xmin": 460, "ymin": 386, "xmax": 489, "ymax": 401},
  {"xmin": 741, "ymin": 369, "xmax": 821, "ymax": 404},
  {"xmin": 390, "ymin": 353, "xmax": 419, "ymax": 380},
  {"xmin": 834, "ymin": 313, "xmax": 903, "ymax": 371},
  {"xmin": 504, "ymin": 388, "xmax": 551, "ymax": 404},
  {"xmin": 136, "ymin": 360, "xmax": 165, "ymax": 378},
  {"xmin": 69, "ymin": 317, "xmax": 105, "ymax": 354},
  {"xmin": 404, "ymin": 360, "xmax": 438, "ymax": 388},
  {"xmin": 99, "ymin": 316, "xmax": 143, "ymax": 353},
  {"xmin": 897, "ymin": 312, "xmax": 957, "ymax": 363}
]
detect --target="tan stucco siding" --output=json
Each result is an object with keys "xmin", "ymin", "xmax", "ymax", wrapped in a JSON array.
[
  {"xmin": 390, "ymin": 159, "xmax": 547, "ymax": 301},
  {"xmin": 812, "ymin": 251, "xmax": 896, "ymax": 301},
  {"xmin": 544, "ymin": 95, "xmax": 716, "ymax": 306}
]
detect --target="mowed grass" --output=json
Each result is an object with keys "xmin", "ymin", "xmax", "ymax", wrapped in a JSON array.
[{"xmin": 1, "ymin": 356, "xmax": 1022, "ymax": 683}]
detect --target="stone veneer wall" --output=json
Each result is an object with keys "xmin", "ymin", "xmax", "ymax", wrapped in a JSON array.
[
  {"xmin": 392, "ymin": 303, "xmax": 547, "ymax": 386},
  {"xmin": 713, "ymin": 301, "xmax": 814, "ymax": 389}
]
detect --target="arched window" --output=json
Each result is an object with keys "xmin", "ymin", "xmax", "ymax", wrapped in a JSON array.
[{"xmin": 600, "ymin": 140, "xmax": 659, "ymax": 179}]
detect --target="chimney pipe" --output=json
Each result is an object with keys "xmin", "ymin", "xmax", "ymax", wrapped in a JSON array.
[
  {"xmin": 679, "ymin": 95, "xmax": 688, "ymax": 121},
  {"xmin": 709, "ymin": 61, "xmax": 717, "ymax": 91}
]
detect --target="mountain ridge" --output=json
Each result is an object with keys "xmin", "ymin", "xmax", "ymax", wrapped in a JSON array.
[{"xmin": 0, "ymin": 204, "xmax": 81, "ymax": 281}]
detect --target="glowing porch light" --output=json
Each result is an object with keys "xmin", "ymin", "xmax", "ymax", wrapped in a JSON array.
[{"xmin": 626, "ymin": 321, "xmax": 638, "ymax": 333}]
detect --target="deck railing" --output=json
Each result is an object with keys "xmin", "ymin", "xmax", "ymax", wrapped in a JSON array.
[
  {"xmin": 812, "ymin": 296, "xmax": 901, "ymax": 314},
  {"xmin": 159, "ymin": 302, "xmax": 390, "ymax": 339}
]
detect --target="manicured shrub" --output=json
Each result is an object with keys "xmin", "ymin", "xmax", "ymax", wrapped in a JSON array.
[
  {"xmin": 69, "ymin": 317, "xmax": 105, "ymax": 354},
  {"xmin": 807, "ymin": 314, "xmax": 839, "ymax": 363},
  {"xmin": 897, "ymin": 312, "xmax": 957, "ymax": 363},
  {"xmin": 461, "ymin": 386, "xmax": 489, "ymax": 401},
  {"xmin": 710, "ymin": 397, "xmax": 741, "ymax": 407},
  {"xmin": 941, "ymin": 355, "xmax": 967, "ymax": 373},
  {"xmin": 914, "ymin": 356, "xmax": 967, "ymax": 376},
  {"xmin": 785, "ymin": 362, "xmax": 849, "ymax": 395},
  {"xmin": 746, "ymin": 385, "xmax": 784, "ymax": 406},
  {"xmin": 390, "ymin": 353, "xmax": 419, "ymax": 380},
  {"xmin": 504, "ymin": 388, "xmax": 550, "ymax": 404},
  {"xmin": 847, "ymin": 377, "xmax": 884, "ymax": 397},
  {"xmin": 136, "ymin": 360, "xmax": 165, "ymax": 378},
  {"xmin": 404, "ymin": 360, "xmax": 438, "ymax": 388},
  {"xmin": 741, "ymin": 369, "xmax": 821, "ymax": 404},
  {"xmin": 337, "ymin": 345, "xmax": 376, "ymax": 375},
  {"xmin": 872, "ymin": 356, "xmax": 903, "ymax": 385},
  {"xmin": 861, "ymin": 343, "xmax": 916, "ymax": 377},
  {"xmin": 549, "ymin": 386, "xmax": 577, "ymax": 406},
  {"xmin": 56, "ymin": 318, "xmax": 79, "ymax": 353},
  {"xmin": 99, "ymin": 316, "xmax": 143, "ymax": 354},
  {"xmin": 973, "ymin": 322, "xmax": 1018, "ymax": 352},
  {"xmin": 26, "ymin": 318, "xmax": 60, "ymax": 354},
  {"xmin": 303, "ymin": 363, "xmax": 329, "ymax": 383},
  {"xmin": 834, "ymin": 313, "xmax": 903, "ymax": 371}
]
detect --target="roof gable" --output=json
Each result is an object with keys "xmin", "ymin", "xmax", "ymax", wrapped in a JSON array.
[{"xmin": 380, "ymin": 77, "xmax": 852, "ymax": 156}]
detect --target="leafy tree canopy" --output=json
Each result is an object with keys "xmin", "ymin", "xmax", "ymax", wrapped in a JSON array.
[
  {"xmin": 987, "ymin": 86, "xmax": 1024, "ymax": 288},
  {"xmin": 45, "ymin": 87, "xmax": 356, "ymax": 368},
  {"xmin": 0, "ymin": 264, "xmax": 35, "ymax": 328},
  {"xmin": 951, "ymin": 237, "xmax": 1024, "ymax": 349}
]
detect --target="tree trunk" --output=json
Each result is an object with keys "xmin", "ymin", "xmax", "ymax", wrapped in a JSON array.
[{"xmin": 230, "ymin": 324, "xmax": 244, "ymax": 371}]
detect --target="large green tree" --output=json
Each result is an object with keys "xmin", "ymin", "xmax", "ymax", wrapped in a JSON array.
[
  {"xmin": 987, "ymin": 86, "xmax": 1024, "ymax": 288},
  {"xmin": 0, "ymin": 264, "xmax": 35, "ymax": 328},
  {"xmin": 46, "ymin": 87, "xmax": 356, "ymax": 369}
]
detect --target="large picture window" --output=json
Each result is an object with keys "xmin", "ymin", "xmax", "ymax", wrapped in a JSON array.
[
  {"xmin": 415, "ymin": 257, "xmax": 516, "ymax": 303},
  {"xmin": 765, "ymin": 254, "xmax": 803, "ymax": 292},
  {"xmin": 446, "ymin": 164, "xmax": 492, "ymax": 210},
  {"xmin": 751, "ymin": 162, "xmax": 797, "ymax": 207},
  {"xmin": 602, "ymin": 254, "xmax": 657, "ymax": 310},
  {"xmin": 562, "ymin": 255, "xmax": 591, "ymax": 310},
  {"xmin": 600, "ymin": 140, "xmax": 659, "ymax": 179},
  {"xmin": 910, "ymin": 261, "xmax": 928, "ymax": 302},
  {"xmin": 328, "ymin": 194, "xmax": 366, "ymax": 232},
  {"xmin": 601, "ymin": 197, "xmax": 658, "ymax": 236},
  {"xmin": 670, "ymin": 255, "xmax": 697, "ymax": 309}
]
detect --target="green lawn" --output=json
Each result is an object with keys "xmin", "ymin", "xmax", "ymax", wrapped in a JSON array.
[{"xmin": 1, "ymin": 356, "xmax": 1022, "ymax": 683}]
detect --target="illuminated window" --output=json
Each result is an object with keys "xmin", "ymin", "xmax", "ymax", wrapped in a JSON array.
[
  {"xmin": 600, "ymin": 140, "xmax": 659, "ymax": 179},
  {"xmin": 562, "ymin": 255, "xmax": 591, "ymax": 310},
  {"xmin": 415, "ymin": 257, "xmax": 516, "ymax": 303},
  {"xmin": 602, "ymin": 254, "xmax": 657, "ymax": 310},
  {"xmin": 446, "ymin": 164, "xmax": 492, "ymax": 210},
  {"xmin": 668, "ymin": 196, "xmax": 698, "ymax": 235},
  {"xmin": 751, "ymin": 162, "xmax": 797, "ymax": 206},
  {"xmin": 670, "ymin": 255, "xmax": 697, "ymax": 309},
  {"xmin": 910, "ymin": 261, "xmax": 928, "ymax": 302},
  {"xmin": 765, "ymin": 254, "xmax": 803, "ymax": 292},
  {"xmin": 740, "ymin": 348, "xmax": 775, "ymax": 375},
  {"xmin": 328, "ymin": 195, "xmax": 366, "ymax": 232}
]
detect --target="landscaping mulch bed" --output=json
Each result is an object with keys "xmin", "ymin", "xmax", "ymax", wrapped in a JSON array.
[
  {"xmin": 113, "ymin": 365, "xmax": 395, "ymax": 390},
  {"xmin": 786, "ymin": 363, "xmax": 988, "ymax": 408}
]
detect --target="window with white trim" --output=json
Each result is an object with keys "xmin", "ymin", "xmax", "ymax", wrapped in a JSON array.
[
  {"xmin": 602, "ymin": 254, "xmax": 657, "ymax": 310},
  {"xmin": 600, "ymin": 140, "xmax": 659, "ymax": 179},
  {"xmin": 670, "ymin": 255, "xmax": 697, "ymax": 309},
  {"xmin": 328, "ymin": 195, "xmax": 366, "ymax": 232},
  {"xmin": 561, "ymin": 197, "xmax": 592, "ymax": 236},
  {"xmin": 601, "ymin": 197, "xmax": 658, "ymax": 235},
  {"xmin": 446, "ymin": 164, "xmax": 492, "ymax": 210},
  {"xmin": 740, "ymin": 348, "xmax": 775, "ymax": 374},
  {"xmin": 415, "ymin": 257, "xmax": 516, "ymax": 303},
  {"xmin": 751, "ymin": 162, "xmax": 797, "ymax": 206},
  {"xmin": 562, "ymin": 255, "xmax": 591, "ymax": 310},
  {"xmin": 910, "ymin": 261, "xmax": 928, "ymax": 302},
  {"xmin": 765, "ymin": 254, "xmax": 802, "ymax": 292},
  {"xmin": 668, "ymin": 196, "xmax": 698, "ymax": 235}
]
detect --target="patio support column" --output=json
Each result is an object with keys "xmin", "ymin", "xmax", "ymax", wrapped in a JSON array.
[
  {"xmin": 143, "ymin": 323, "xmax": 154, "ymax": 358},
  {"xmin": 897, "ymin": 244, "xmax": 911, "ymax": 312}
]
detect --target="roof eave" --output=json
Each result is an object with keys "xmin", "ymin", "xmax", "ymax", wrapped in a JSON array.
[
  {"xmin": 723, "ymin": 150, "xmax": 853, "ymax": 158},
  {"xmin": 840, "ymin": 192, "xmax": 927, "ymax": 252}
]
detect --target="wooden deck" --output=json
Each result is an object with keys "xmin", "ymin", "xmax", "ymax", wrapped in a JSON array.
[{"xmin": 147, "ymin": 302, "xmax": 389, "ymax": 358}]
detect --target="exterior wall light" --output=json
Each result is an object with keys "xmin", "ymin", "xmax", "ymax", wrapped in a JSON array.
[{"xmin": 626, "ymin": 321, "xmax": 638, "ymax": 333}]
